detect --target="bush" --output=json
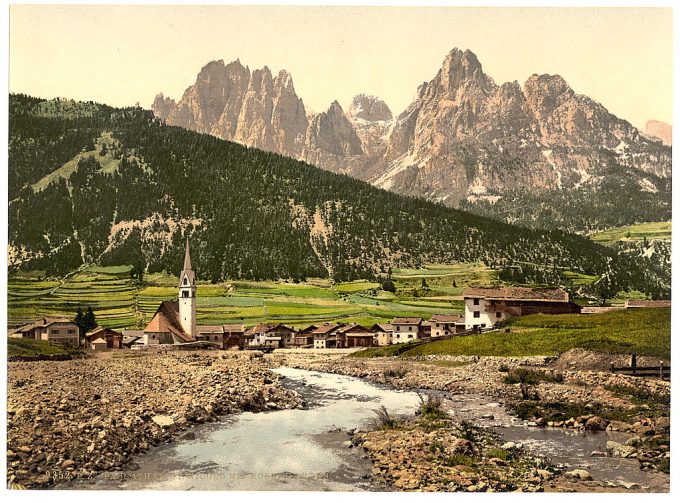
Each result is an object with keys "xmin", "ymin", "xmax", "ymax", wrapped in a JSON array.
[
  {"xmin": 383, "ymin": 366, "xmax": 409, "ymax": 379},
  {"xmin": 418, "ymin": 394, "xmax": 448, "ymax": 420},
  {"xmin": 373, "ymin": 405, "xmax": 398, "ymax": 430},
  {"xmin": 486, "ymin": 448, "xmax": 511, "ymax": 461},
  {"xmin": 503, "ymin": 368, "xmax": 564, "ymax": 385}
]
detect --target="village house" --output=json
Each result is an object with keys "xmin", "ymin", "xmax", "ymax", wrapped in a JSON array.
[
  {"xmin": 463, "ymin": 286, "xmax": 581, "ymax": 330},
  {"xmin": 429, "ymin": 314, "xmax": 466, "ymax": 338},
  {"xmin": 390, "ymin": 317, "xmax": 423, "ymax": 344},
  {"xmin": 370, "ymin": 323, "xmax": 393, "ymax": 346},
  {"xmin": 10, "ymin": 317, "xmax": 80, "ymax": 348},
  {"xmin": 312, "ymin": 323, "xmax": 345, "ymax": 349},
  {"xmin": 121, "ymin": 330, "xmax": 145, "ymax": 349},
  {"xmin": 244, "ymin": 323, "xmax": 297, "ymax": 348},
  {"xmin": 338, "ymin": 324, "xmax": 375, "ymax": 348},
  {"xmin": 295, "ymin": 324, "xmax": 318, "ymax": 348},
  {"xmin": 90, "ymin": 338, "xmax": 108, "ymax": 351},
  {"xmin": 223, "ymin": 324, "xmax": 246, "ymax": 349},
  {"xmin": 195, "ymin": 325, "xmax": 225, "ymax": 345},
  {"xmin": 84, "ymin": 326, "xmax": 123, "ymax": 349}
]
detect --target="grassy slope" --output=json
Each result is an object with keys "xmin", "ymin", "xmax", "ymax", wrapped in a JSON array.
[
  {"xmin": 5, "ymin": 262, "xmax": 652, "ymax": 331},
  {"xmin": 352, "ymin": 308, "xmax": 670, "ymax": 360},
  {"xmin": 590, "ymin": 221, "xmax": 671, "ymax": 246},
  {"xmin": 8, "ymin": 338, "xmax": 80, "ymax": 358}
]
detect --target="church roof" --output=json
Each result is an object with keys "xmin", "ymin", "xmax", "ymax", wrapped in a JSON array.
[{"xmin": 144, "ymin": 300, "xmax": 194, "ymax": 342}]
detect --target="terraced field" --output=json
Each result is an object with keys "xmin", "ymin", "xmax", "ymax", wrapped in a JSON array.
[
  {"xmin": 589, "ymin": 221, "xmax": 672, "ymax": 246},
  {"xmin": 5, "ymin": 261, "xmax": 614, "ymax": 331}
]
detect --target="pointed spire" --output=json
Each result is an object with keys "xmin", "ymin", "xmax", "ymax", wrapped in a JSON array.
[{"xmin": 183, "ymin": 238, "xmax": 193, "ymax": 271}]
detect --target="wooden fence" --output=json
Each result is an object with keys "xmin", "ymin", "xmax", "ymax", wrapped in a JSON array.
[{"xmin": 610, "ymin": 355, "xmax": 670, "ymax": 380}]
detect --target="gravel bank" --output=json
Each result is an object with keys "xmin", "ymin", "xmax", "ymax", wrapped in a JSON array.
[{"xmin": 7, "ymin": 350, "xmax": 302, "ymax": 488}]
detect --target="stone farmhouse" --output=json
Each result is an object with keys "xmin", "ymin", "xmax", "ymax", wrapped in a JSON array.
[
  {"xmin": 9, "ymin": 317, "xmax": 80, "ymax": 347},
  {"xmin": 84, "ymin": 326, "xmax": 123, "ymax": 349},
  {"xmin": 463, "ymin": 286, "xmax": 582, "ymax": 330},
  {"xmin": 391, "ymin": 318, "xmax": 424, "ymax": 343},
  {"xmin": 429, "ymin": 314, "xmax": 466, "ymax": 337}
]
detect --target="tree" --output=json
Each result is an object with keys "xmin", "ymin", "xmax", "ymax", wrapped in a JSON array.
[
  {"xmin": 74, "ymin": 307, "xmax": 85, "ymax": 345},
  {"xmin": 421, "ymin": 278, "xmax": 429, "ymax": 289},
  {"xmin": 76, "ymin": 306, "xmax": 97, "ymax": 337},
  {"xmin": 381, "ymin": 277, "xmax": 396, "ymax": 293}
]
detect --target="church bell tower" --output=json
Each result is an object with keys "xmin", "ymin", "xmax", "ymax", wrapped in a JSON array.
[{"xmin": 178, "ymin": 239, "xmax": 196, "ymax": 338}]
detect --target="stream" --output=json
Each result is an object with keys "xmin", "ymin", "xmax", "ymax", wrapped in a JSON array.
[{"xmin": 68, "ymin": 367, "xmax": 669, "ymax": 491}]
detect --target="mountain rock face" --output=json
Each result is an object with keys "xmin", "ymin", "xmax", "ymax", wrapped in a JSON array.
[
  {"xmin": 645, "ymin": 120, "xmax": 672, "ymax": 146},
  {"xmin": 10, "ymin": 94, "xmax": 670, "ymax": 298},
  {"xmin": 152, "ymin": 49, "xmax": 671, "ymax": 231}
]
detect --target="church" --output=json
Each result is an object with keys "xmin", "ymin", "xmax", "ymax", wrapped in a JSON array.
[{"xmin": 143, "ymin": 240, "xmax": 223, "ymax": 346}]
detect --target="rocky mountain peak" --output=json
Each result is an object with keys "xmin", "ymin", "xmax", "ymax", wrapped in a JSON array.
[
  {"xmin": 151, "ymin": 93, "xmax": 176, "ymax": 120},
  {"xmin": 305, "ymin": 101, "xmax": 363, "ymax": 157},
  {"xmin": 347, "ymin": 94, "xmax": 393, "ymax": 122},
  {"xmin": 438, "ymin": 48, "xmax": 488, "ymax": 92},
  {"xmin": 645, "ymin": 120, "xmax": 672, "ymax": 146}
]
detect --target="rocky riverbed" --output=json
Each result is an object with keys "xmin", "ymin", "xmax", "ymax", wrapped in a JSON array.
[
  {"xmin": 7, "ymin": 350, "xmax": 302, "ymax": 488},
  {"xmin": 272, "ymin": 349, "xmax": 670, "ymax": 491}
]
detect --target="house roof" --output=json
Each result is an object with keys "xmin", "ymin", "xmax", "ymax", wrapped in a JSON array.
[
  {"xmin": 391, "ymin": 317, "xmax": 423, "ymax": 325},
  {"xmin": 197, "ymin": 325, "xmax": 224, "ymax": 334},
  {"xmin": 144, "ymin": 300, "xmax": 194, "ymax": 342},
  {"xmin": 342, "ymin": 324, "xmax": 372, "ymax": 335},
  {"xmin": 13, "ymin": 316, "xmax": 74, "ymax": 334},
  {"xmin": 223, "ymin": 324, "xmax": 245, "ymax": 332},
  {"xmin": 91, "ymin": 338, "xmax": 107, "ymax": 344},
  {"xmin": 312, "ymin": 323, "xmax": 344, "ymax": 334},
  {"xmin": 244, "ymin": 324, "xmax": 272, "ymax": 336},
  {"xmin": 86, "ymin": 326, "xmax": 122, "ymax": 337},
  {"xmin": 430, "ymin": 314, "xmax": 464, "ymax": 323},
  {"xmin": 625, "ymin": 299, "xmax": 671, "ymax": 308},
  {"xmin": 298, "ymin": 324, "xmax": 319, "ymax": 334},
  {"xmin": 463, "ymin": 287, "xmax": 569, "ymax": 303},
  {"xmin": 370, "ymin": 323, "xmax": 393, "ymax": 332}
]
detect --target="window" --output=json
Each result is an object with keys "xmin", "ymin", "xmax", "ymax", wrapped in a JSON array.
[
  {"xmin": 68, "ymin": 329, "xmax": 75, "ymax": 334},
  {"xmin": 496, "ymin": 312, "xmax": 502, "ymax": 318},
  {"xmin": 182, "ymin": 290, "xmax": 189, "ymax": 298},
  {"xmin": 481, "ymin": 323, "xmax": 486, "ymax": 328},
  {"xmin": 473, "ymin": 311, "xmax": 480, "ymax": 318},
  {"xmin": 184, "ymin": 278, "xmax": 188, "ymax": 285},
  {"xmin": 408, "ymin": 334, "xmax": 413, "ymax": 339},
  {"xmin": 51, "ymin": 329, "xmax": 60, "ymax": 335},
  {"xmin": 473, "ymin": 298, "xmax": 480, "ymax": 306}
]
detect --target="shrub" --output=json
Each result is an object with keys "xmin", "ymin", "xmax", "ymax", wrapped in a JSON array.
[
  {"xmin": 504, "ymin": 368, "xmax": 564, "ymax": 385},
  {"xmin": 383, "ymin": 366, "xmax": 409, "ymax": 379},
  {"xmin": 418, "ymin": 394, "xmax": 448, "ymax": 420},
  {"xmin": 373, "ymin": 405, "xmax": 398, "ymax": 430},
  {"xmin": 486, "ymin": 448, "xmax": 511, "ymax": 461}
]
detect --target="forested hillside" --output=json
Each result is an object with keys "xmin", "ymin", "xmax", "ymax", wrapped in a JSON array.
[{"xmin": 7, "ymin": 94, "xmax": 669, "ymax": 297}]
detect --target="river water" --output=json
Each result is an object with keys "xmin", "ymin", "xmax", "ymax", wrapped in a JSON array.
[{"xmin": 69, "ymin": 367, "xmax": 669, "ymax": 491}]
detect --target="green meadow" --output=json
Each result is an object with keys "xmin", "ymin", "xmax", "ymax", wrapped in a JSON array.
[
  {"xmin": 589, "ymin": 221, "xmax": 671, "ymax": 246},
  {"xmin": 6, "ymin": 261, "xmax": 635, "ymax": 331},
  {"xmin": 351, "ymin": 308, "xmax": 671, "ymax": 360}
]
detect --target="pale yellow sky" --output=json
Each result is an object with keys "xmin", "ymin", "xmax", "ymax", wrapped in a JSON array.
[{"xmin": 9, "ymin": 5, "xmax": 673, "ymax": 129}]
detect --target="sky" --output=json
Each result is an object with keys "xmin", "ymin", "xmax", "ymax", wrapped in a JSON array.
[{"xmin": 9, "ymin": 4, "xmax": 673, "ymax": 129}]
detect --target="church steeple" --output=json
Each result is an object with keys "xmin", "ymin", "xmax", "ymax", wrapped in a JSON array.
[
  {"xmin": 178, "ymin": 239, "xmax": 196, "ymax": 338},
  {"xmin": 178, "ymin": 239, "xmax": 195, "ymax": 288},
  {"xmin": 183, "ymin": 238, "xmax": 192, "ymax": 272}
]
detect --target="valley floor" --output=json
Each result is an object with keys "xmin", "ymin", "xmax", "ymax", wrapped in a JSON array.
[{"xmin": 7, "ymin": 348, "xmax": 670, "ymax": 492}]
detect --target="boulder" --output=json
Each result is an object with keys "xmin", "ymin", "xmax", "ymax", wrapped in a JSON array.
[
  {"xmin": 585, "ymin": 416, "xmax": 608, "ymax": 431},
  {"xmin": 607, "ymin": 440, "xmax": 636, "ymax": 458},
  {"xmin": 151, "ymin": 415, "xmax": 175, "ymax": 428},
  {"xmin": 566, "ymin": 469, "xmax": 592, "ymax": 481}
]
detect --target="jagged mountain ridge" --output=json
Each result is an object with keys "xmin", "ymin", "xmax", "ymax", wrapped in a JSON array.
[
  {"xmin": 9, "ymin": 94, "xmax": 669, "ymax": 298},
  {"xmin": 152, "ymin": 49, "xmax": 671, "ymax": 232}
]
